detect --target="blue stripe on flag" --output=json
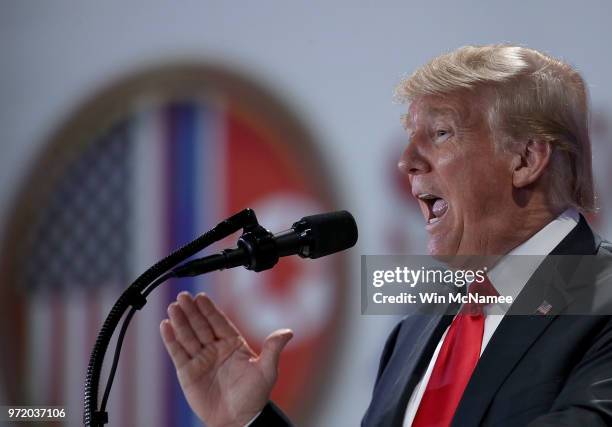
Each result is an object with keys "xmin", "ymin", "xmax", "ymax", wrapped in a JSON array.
[{"xmin": 165, "ymin": 102, "xmax": 199, "ymax": 427}]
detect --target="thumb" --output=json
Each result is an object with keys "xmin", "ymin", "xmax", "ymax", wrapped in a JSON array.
[{"xmin": 259, "ymin": 328, "xmax": 293, "ymax": 378}]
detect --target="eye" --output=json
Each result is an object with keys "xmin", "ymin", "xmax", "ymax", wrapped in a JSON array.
[{"xmin": 434, "ymin": 128, "xmax": 451, "ymax": 142}]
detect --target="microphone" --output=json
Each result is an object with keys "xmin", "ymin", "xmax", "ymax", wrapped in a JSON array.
[
  {"xmin": 173, "ymin": 210, "xmax": 358, "ymax": 277},
  {"xmin": 84, "ymin": 208, "xmax": 356, "ymax": 426}
]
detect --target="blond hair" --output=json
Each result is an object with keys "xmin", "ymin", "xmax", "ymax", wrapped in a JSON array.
[{"xmin": 396, "ymin": 45, "xmax": 595, "ymax": 212}]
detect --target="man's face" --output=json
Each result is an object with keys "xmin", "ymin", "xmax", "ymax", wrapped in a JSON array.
[{"xmin": 400, "ymin": 93, "xmax": 515, "ymax": 257}]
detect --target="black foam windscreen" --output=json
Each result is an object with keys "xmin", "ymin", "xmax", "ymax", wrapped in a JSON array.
[{"xmin": 295, "ymin": 210, "xmax": 358, "ymax": 259}]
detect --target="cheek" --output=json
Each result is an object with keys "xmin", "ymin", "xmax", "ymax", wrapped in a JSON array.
[
  {"xmin": 441, "ymin": 152, "xmax": 511, "ymax": 212},
  {"xmin": 438, "ymin": 152, "xmax": 479, "ymax": 196}
]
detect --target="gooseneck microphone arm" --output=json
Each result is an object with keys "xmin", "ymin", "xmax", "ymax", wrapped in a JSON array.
[
  {"xmin": 84, "ymin": 208, "xmax": 260, "ymax": 426},
  {"xmin": 83, "ymin": 209, "xmax": 357, "ymax": 427}
]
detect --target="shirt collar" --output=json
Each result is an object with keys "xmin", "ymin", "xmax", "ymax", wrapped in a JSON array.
[{"xmin": 486, "ymin": 208, "xmax": 579, "ymax": 310}]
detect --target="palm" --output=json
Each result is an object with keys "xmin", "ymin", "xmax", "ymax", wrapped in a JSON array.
[
  {"xmin": 160, "ymin": 292, "xmax": 292, "ymax": 427},
  {"xmin": 181, "ymin": 340, "xmax": 270, "ymax": 425}
]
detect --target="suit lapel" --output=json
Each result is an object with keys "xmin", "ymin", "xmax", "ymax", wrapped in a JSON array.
[
  {"xmin": 451, "ymin": 313, "xmax": 558, "ymax": 426},
  {"xmin": 364, "ymin": 312, "xmax": 453, "ymax": 427},
  {"xmin": 451, "ymin": 216, "xmax": 599, "ymax": 426}
]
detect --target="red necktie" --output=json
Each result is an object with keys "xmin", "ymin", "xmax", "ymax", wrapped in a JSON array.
[{"xmin": 411, "ymin": 277, "xmax": 497, "ymax": 427}]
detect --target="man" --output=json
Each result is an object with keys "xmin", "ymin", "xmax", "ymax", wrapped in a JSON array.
[{"xmin": 159, "ymin": 45, "xmax": 612, "ymax": 426}]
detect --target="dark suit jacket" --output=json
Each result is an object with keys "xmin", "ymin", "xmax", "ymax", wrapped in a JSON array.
[{"xmin": 254, "ymin": 216, "xmax": 612, "ymax": 426}]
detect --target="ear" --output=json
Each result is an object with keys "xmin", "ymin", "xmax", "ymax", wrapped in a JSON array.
[{"xmin": 512, "ymin": 139, "xmax": 553, "ymax": 188}]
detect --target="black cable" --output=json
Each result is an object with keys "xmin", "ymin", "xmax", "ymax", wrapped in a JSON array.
[
  {"xmin": 99, "ymin": 271, "xmax": 176, "ymax": 413},
  {"xmin": 99, "ymin": 308, "xmax": 135, "ymax": 413},
  {"xmin": 142, "ymin": 271, "xmax": 178, "ymax": 299},
  {"xmin": 99, "ymin": 255, "xmax": 232, "ymax": 413}
]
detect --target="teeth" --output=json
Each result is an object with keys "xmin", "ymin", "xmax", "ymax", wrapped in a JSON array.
[
  {"xmin": 428, "ymin": 217, "xmax": 441, "ymax": 224},
  {"xmin": 418, "ymin": 193, "xmax": 437, "ymax": 200}
]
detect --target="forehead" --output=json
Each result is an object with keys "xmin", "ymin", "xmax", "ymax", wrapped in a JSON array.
[{"xmin": 402, "ymin": 93, "xmax": 485, "ymax": 130}]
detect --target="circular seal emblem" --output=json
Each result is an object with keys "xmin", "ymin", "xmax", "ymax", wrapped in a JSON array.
[{"xmin": 0, "ymin": 64, "xmax": 348, "ymax": 425}]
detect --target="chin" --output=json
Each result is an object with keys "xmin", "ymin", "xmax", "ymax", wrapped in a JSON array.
[
  {"xmin": 427, "ymin": 237, "xmax": 470, "ymax": 267},
  {"xmin": 427, "ymin": 240, "xmax": 455, "ymax": 258}
]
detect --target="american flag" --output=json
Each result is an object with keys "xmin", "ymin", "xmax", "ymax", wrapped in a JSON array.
[
  {"xmin": 19, "ymin": 120, "xmax": 137, "ymax": 425},
  {"xmin": 11, "ymin": 101, "xmax": 227, "ymax": 426},
  {"xmin": 535, "ymin": 300, "xmax": 553, "ymax": 315}
]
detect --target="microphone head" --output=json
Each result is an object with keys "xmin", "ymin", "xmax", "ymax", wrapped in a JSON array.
[{"xmin": 293, "ymin": 210, "xmax": 358, "ymax": 259}]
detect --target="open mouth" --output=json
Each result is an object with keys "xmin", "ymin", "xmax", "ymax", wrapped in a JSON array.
[{"xmin": 417, "ymin": 193, "xmax": 449, "ymax": 225}]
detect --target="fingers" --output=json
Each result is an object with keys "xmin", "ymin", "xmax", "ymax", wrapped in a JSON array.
[
  {"xmin": 195, "ymin": 293, "xmax": 240, "ymax": 339},
  {"xmin": 177, "ymin": 292, "xmax": 215, "ymax": 345},
  {"xmin": 160, "ymin": 319, "xmax": 190, "ymax": 368},
  {"xmin": 259, "ymin": 329, "xmax": 293, "ymax": 377},
  {"xmin": 165, "ymin": 291, "xmax": 253, "ymax": 361},
  {"xmin": 167, "ymin": 301, "xmax": 203, "ymax": 357}
]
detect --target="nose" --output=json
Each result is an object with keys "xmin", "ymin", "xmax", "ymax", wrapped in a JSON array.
[{"xmin": 398, "ymin": 137, "xmax": 430, "ymax": 176}]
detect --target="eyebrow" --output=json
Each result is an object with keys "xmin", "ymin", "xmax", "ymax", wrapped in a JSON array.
[
  {"xmin": 426, "ymin": 106, "xmax": 461, "ymax": 121},
  {"xmin": 400, "ymin": 106, "xmax": 459, "ymax": 131}
]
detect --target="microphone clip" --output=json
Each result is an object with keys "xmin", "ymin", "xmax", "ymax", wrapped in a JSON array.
[
  {"xmin": 227, "ymin": 207, "xmax": 279, "ymax": 272},
  {"xmin": 238, "ymin": 224, "xmax": 278, "ymax": 272}
]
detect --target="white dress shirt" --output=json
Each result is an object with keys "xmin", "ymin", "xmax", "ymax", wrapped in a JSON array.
[{"xmin": 403, "ymin": 208, "xmax": 580, "ymax": 426}]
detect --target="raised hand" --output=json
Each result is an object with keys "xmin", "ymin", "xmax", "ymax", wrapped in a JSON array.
[{"xmin": 160, "ymin": 291, "xmax": 293, "ymax": 427}]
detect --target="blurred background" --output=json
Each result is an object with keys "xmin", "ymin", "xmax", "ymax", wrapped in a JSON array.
[{"xmin": 1, "ymin": 1, "xmax": 611, "ymax": 426}]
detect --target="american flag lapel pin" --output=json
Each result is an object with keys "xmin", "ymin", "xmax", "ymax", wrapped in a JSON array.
[{"xmin": 535, "ymin": 300, "xmax": 553, "ymax": 315}]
